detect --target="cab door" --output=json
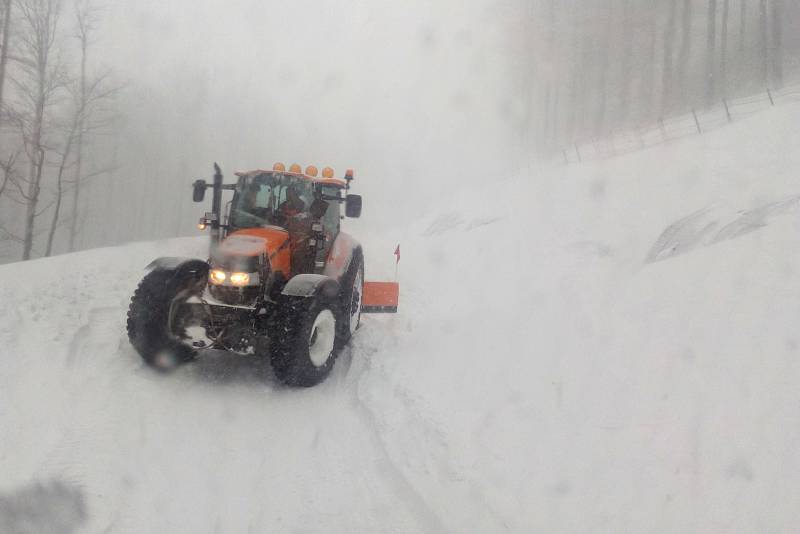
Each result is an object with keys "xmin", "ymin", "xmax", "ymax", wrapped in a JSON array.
[{"xmin": 312, "ymin": 185, "xmax": 341, "ymax": 273}]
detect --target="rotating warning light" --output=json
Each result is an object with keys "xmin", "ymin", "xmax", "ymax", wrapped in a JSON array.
[
  {"xmin": 273, "ymin": 162, "xmax": 286, "ymax": 172},
  {"xmin": 289, "ymin": 163, "xmax": 302, "ymax": 173},
  {"xmin": 344, "ymin": 169, "xmax": 354, "ymax": 180},
  {"xmin": 305, "ymin": 165, "xmax": 318, "ymax": 177},
  {"xmin": 321, "ymin": 167, "xmax": 335, "ymax": 179}
]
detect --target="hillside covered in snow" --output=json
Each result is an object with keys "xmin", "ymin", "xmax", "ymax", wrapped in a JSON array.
[{"xmin": 2, "ymin": 102, "xmax": 800, "ymax": 533}]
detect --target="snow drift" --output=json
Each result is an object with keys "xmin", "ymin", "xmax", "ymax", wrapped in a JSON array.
[{"xmin": 2, "ymin": 102, "xmax": 800, "ymax": 533}]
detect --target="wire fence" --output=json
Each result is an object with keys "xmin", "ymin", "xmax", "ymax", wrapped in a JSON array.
[{"xmin": 562, "ymin": 80, "xmax": 800, "ymax": 164}]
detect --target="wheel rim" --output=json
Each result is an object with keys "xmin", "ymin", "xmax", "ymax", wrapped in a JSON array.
[
  {"xmin": 309, "ymin": 309, "xmax": 336, "ymax": 367},
  {"xmin": 349, "ymin": 268, "xmax": 363, "ymax": 335}
]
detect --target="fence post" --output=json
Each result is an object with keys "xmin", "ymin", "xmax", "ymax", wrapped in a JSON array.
[
  {"xmin": 574, "ymin": 143, "xmax": 582, "ymax": 163},
  {"xmin": 658, "ymin": 117, "xmax": 667, "ymax": 140},
  {"xmin": 722, "ymin": 99, "xmax": 732, "ymax": 122},
  {"xmin": 691, "ymin": 109, "xmax": 702, "ymax": 133},
  {"xmin": 767, "ymin": 87, "xmax": 775, "ymax": 106}
]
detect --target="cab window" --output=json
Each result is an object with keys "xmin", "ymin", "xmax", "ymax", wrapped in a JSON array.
[{"xmin": 320, "ymin": 186, "xmax": 341, "ymax": 234}]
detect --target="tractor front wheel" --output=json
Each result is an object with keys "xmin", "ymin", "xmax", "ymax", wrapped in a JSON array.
[
  {"xmin": 270, "ymin": 296, "xmax": 339, "ymax": 387},
  {"xmin": 127, "ymin": 269, "xmax": 203, "ymax": 370}
]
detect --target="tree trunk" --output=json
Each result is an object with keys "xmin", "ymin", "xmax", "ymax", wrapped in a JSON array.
[
  {"xmin": 720, "ymin": 0, "xmax": 730, "ymax": 98},
  {"xmin": 739, "ymin": 0, "xmax": 747, "ymax": 52},
  {"xmin": 676, "ymin": 0, "xmax": 693, "ymax": 102},
  {"xmin": 20, "ymin": 0, "xmax": 62, "ymax": 260},
  {"xmin": 46, "ymin": 132, "xmax": 76, "ymax": 256},
  {"xmin": 641, "ymin": 0, "xmax": 658, "ymax": 120},
  {"xmin": 661, "ymin": 0, "xmax": 679, "ymax": 113},
  {"xmin": 22, "ymin": 79, "xmax": 47, "ymax": 261},
  {"xmin": 771, "ymin": 0, "xmax": 783, "ymax": 87},
  {"xmin": 705, "ymin": 0, "xmax": 718, "ymax": 105},
  {"xmin": 68, "ymin": 25, "xmax": 88, "ymax": 252},
  {"xmin": 594, "ymin": 2, "xmax": 612, "ymax": 136},
  {"xmin": 618, "ymin": 0, "xmax": 634, "ymax": 125},
  {"xmin": 759, "ymin": 0, "xmax": 768, "ymax": 85},
  {"xmin": 0, "ymin": 0, "xmax": 11, "ymax": 119}
]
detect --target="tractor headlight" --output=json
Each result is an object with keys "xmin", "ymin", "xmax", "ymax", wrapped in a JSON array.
[
  {"xmin": 229, "ymin": 272, "xmax": 251, "ymax": 286},
  {"xmin": 209, "ymin": 269, "xmax": 226, "ymax": 285}
]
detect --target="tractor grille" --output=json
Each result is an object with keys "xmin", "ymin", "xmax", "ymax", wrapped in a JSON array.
[{"xmin": 209, "ymin": 285, "xmax": 260, "ymax": 307}]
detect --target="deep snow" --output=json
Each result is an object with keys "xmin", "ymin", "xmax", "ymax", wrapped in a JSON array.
[{"xmin": 2, "ymin": 102, "xmax": 800, "ymax": 533}]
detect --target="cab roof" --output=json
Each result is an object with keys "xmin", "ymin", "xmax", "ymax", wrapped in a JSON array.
[{"xmin": 234, "ymin": 169, "xmax": 347, "ymax": 188}]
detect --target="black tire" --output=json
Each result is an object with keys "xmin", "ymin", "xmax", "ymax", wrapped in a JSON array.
[
  {"xmin": 270, "ymin": 295, "xmax": 339, "ymax": 387},
  {"xmin": 126, "ymin": 269, "xmax": 202, "ymax": 370},
  {"xmin": 336, "ymin": 248, "xmax": 364, "ymax": 347}
]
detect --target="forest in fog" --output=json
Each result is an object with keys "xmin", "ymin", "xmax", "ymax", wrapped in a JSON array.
[
  {"xmin": 0, "ymin": 0, "xmax": 797, "ymax": 264},
  {"xmin": 523, "ymin": 0, "xmax": 799, "ymax": 151}
]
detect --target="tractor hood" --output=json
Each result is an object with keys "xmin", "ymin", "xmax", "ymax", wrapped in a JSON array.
[{"xmin": 211, "ymin": 227, "xmax": 290, "ymax": 274}]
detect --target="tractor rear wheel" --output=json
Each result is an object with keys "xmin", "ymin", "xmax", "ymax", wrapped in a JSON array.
[
  {"xmin": 126, "ymin": 269, "xmax": 201, "ymax": 370},
  {"xmin": 270, "ymin": 295, "xmax": 339, "ymax": 387},
  {"xmin": 336, "ymin": 249, "xmax": 364, "ymax": 346}
]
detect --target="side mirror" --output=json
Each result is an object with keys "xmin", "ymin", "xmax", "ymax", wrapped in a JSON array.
[
  {"xmin": 345, "ymin": 194, "xmax": 362, "ymax": 218},
  {"xmin": 192, "ymin": 180, "xmax": 207, "ymax": 202}
]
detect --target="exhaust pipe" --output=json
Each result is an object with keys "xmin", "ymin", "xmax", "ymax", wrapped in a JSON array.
[{"xmin": 210, "ymin": 162, "xmax": 224, "ymax": 246}]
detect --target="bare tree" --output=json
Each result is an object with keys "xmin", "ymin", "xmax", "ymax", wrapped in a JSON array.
[
  {"xmin": 0, "ymin": 0, "xmax": 11, "ymax": 120},
  {"xmin": 720, "ymin": 0, "xmax": 730, "ymax": 97},
  {"xmin": 594, "ymin": 1, "xmax": 613, "ymax": 136},
  {"xmin": 45, "ymin": 70, "xmax": 117, "ymax": 256},
  {"xmin": 771, "ymin": 0, "xmax": 783, "ymax": 87},
  {"xmin": 676, "ymin": 0, "xmax": 693, "ymax": 101},
  {"xmin": 739, "ymin": 0, "xmax": 747, "ymax": 52},
  {"xmin": 759, "ymin": 0, "xmax": 768, "ymax": 85},
  {"xmin": 0, "ymin": 152, "xmax": 17, "ymax": 198},
  {"xmin": 15, "ymin": 0, "xmax": 65, "ymax": 260},
  {"xmin": 705, "ymin": 0, "xmax": 718, "ymax": 104},
  {"xmin": 661, "ymin": 0, "xmax": 679, "ymax": 113},
  {"xmin": 640, "ymin": 0, "xmax": 658, "ymax": 119},
  {"xmin": 44, "ymin": 118, "xmax": 75, "ymax": 256},
  {"xmin": 617, "ymin": 0, "xmax": 633, "ymax": 125},
  {"xmin": 67, "ymin": 0, "xmax": 97, "ymax": 252}
]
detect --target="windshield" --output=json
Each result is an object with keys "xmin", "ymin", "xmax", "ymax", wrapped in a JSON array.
[{"xmin": 229, "ymin": 173, "xmax": 314, "ymax": 229}]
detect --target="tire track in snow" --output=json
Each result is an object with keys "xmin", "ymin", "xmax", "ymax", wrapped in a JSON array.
[
  {"xmin": 66, "ymin": 306, "xmax": 120, "ymax": 366},
  {"xmin": 341, "ymin": 338, "xmax": 450, "ymax": 534},
  {"xmin": 348, "ymin": 319, "xmax": 513, "ymax": 533}
]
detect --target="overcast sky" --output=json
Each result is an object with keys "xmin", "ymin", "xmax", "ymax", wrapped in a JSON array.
[{"xmin": 71, "ymin": 0, "xmax": 526, "ymax": 243}]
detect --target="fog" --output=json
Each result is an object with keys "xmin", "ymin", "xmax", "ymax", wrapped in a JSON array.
[{"xmin": 67, "ymin": 0, "xmax": 524, "ymax": 253}]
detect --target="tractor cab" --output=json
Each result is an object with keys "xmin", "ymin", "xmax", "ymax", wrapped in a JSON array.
[
  {"xmin": 192, "ymin": 164, "xmax": 363, "ymax": 304},
  {"xmin": 227, "ymin": 171, "xmax": 339, "ymax": 236},
  {"xmin": 224, "ymin": 170, "xmax": 344, "ymax": 273},
  {"xmin": 221, "ymin": 168, "xmax": 354, "ymax": 278}
]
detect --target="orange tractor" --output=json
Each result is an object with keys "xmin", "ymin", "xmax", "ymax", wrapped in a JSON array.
[{"xmin": 126, "ymin": 163, "xmax": 398, "ymax": 386}]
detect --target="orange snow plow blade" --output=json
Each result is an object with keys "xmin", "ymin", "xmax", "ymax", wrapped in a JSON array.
[{"xmin": 362, "ymin": 281, "xmax": 399, "ymax": 313}]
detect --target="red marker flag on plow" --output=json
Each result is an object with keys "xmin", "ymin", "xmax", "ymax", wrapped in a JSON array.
[{"xmin": 394, "ymin": 245, "xmax": 400, "ymax": 264}]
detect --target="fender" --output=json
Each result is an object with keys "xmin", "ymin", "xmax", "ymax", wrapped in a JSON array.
[
  {"xmin": 145, "ymin": 257, "xmax": 210, "ymax": 279},
  {"xmin": 323, "ymin": 232, "xmax": 361, "ymax": 281},
  {"xmin": 282, "ymin": 274, "xmax": 340, "ymax": 299}
]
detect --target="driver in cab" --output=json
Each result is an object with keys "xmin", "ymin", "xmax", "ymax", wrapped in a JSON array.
[{"xmin": 279, "ymin": 185, "xmax": 306, "ymax": 219}]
